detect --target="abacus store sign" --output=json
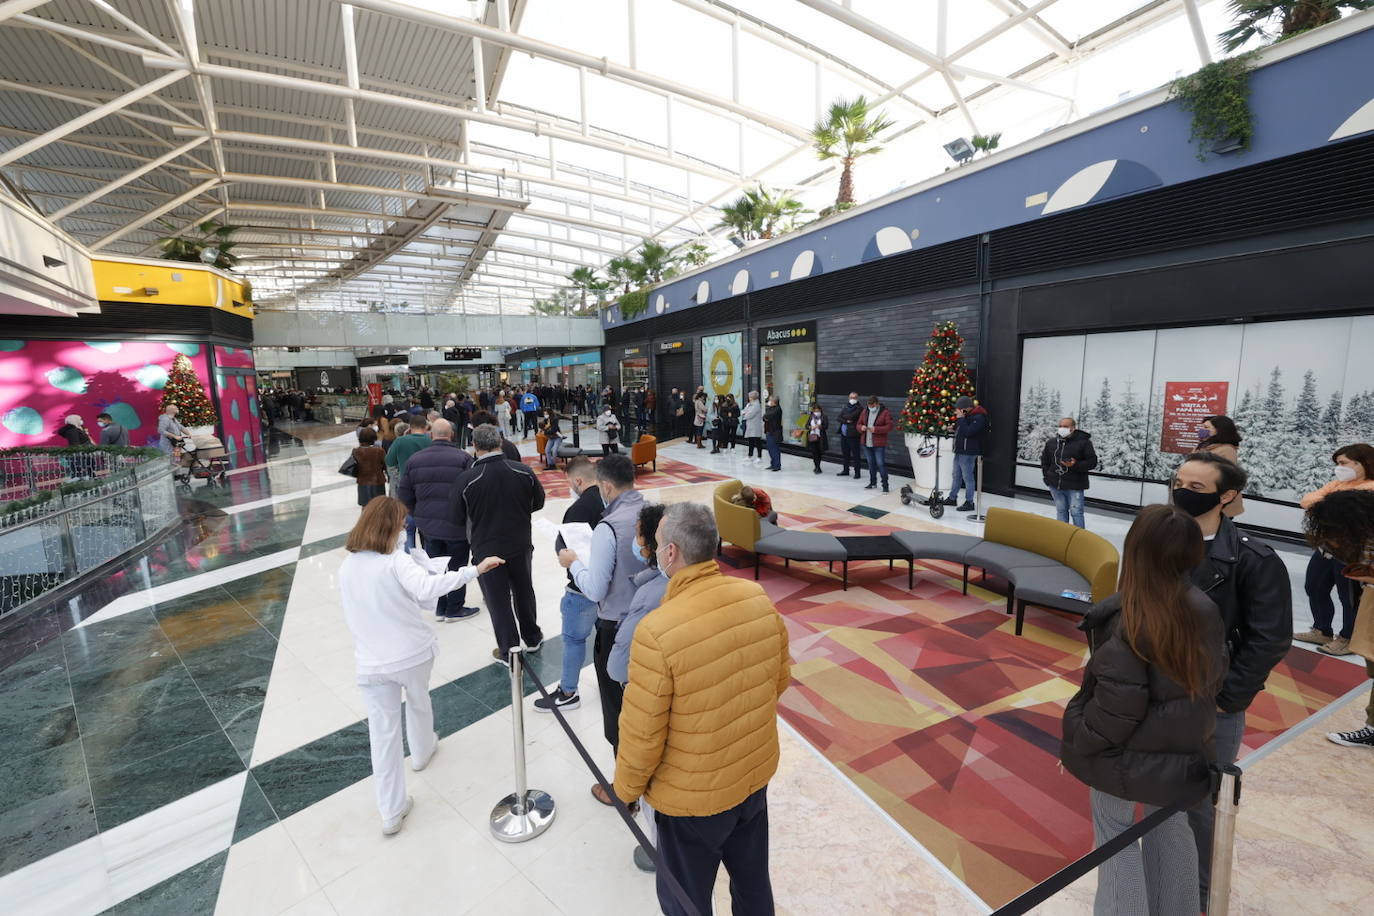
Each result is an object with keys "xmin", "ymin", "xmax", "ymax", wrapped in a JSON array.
[{"xmin": 761, "ymin": 321, "xmax": 815, "ymax": 346}]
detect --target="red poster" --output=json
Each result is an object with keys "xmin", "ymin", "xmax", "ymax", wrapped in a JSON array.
[
  {"xmin": 1160, "ymin": 381, "xmax": 1229, "ymax": 454},
  {"xmin": 366, "ymin": 382, "xmax": 383, "ymax": 413}
]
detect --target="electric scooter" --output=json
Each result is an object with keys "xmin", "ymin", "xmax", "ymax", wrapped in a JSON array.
[{"xmin": 900, "ymin": 436, "xmax": 946, "ymax": 519}]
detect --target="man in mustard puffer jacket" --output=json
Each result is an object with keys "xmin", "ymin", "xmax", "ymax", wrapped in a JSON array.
[{"xmin": 613, "ymin": 502, "xmax": 791, "ymax": 916}]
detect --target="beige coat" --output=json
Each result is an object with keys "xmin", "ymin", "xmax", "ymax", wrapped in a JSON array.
[{"xmin": 613, "ymin": 560, "xmax": 791, "ymax": 816}]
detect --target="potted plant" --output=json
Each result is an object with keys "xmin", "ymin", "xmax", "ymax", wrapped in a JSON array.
[{"xmin": 897, "ymin": 321, "xmax": 976, "ymax": 490}]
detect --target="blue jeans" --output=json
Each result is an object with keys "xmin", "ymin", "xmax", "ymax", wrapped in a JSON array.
[
  {"xmin": 559, "ymin": 589, "xmax": 599, "ymax": 695},
  {"xmin": 864, "ymin": 444, "xmax": 887, "ymax": 487},
  {"xmin": 1049, "ymin": 486, "xmax": 1086, "ymax": 528},
  {"xmin": 949, "ymin": 453, "xmax": 978, "ymax": 503},
  {"xmin": 404, "ymin": 515, "xmax": 417, "ymax": 551},
  {"xmin": 765, "ymin": 432, "xmax": 781, "ymax": 469},
  {"xmin": 544, "ymin": 434, "xmax": 562, "ymax": 469}
]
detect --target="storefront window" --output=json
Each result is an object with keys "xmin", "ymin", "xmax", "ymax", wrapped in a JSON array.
[
  {"xmin": 759, "ymin": 322, "xmax": 817, "ymax": 433},
  {"xmin": 620, "ymin": 357, "xmax": 649, "ymax": 391}
]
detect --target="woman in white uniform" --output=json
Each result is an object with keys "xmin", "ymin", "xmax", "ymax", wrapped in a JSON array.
[{"xmin": 338, "ymin": 496, "xmax": 503, "ymax": 834}]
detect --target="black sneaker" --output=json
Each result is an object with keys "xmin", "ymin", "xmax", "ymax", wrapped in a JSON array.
[
  {"xmin": 957, "ymin": 502, "xmax": 975, "ymax": 512},
  {"xmin": 443, "ymin": 606, "xmax": 480, "ymax": 621},
  {"xmin": 942, "ymin": 497, "xmax": 958, "ymax": 506},
  {"xmin": 1327, "ymin": 726, "xmax": 1374, "ymax": 748},
  {"xmin": 835, "ymin": 469, "xmax": 849, "ymax": 476},
  {"xmin": 864, "ymin": 483, "xmax": 876, "ymax": 490},
  {"xmin": 533, "ymin": 689, "xmax": 580, "ymax": 713}
]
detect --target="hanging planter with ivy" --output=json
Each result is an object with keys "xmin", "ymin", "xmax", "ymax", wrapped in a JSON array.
[
  {"xmin": 617, "ymin": 288, "xmax": 650, "ymax": 319},
  {"xmin": 1168, "ymin": 53, "xmax": 1258, "ymax": 161}
]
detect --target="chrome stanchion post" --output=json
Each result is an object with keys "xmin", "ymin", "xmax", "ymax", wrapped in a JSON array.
[
  {"xmin": 968, "ymin": 456, "xmax": 988, "ymax": 522},
  {"xmin": 489, "ymin": 647, "xmax": 556, "ymax": 843},
  {"xmin": 1207, "ymin": 764, "xmax": 1242, "ymax": 916}
]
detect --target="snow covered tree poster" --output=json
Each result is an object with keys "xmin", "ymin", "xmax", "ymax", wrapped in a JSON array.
[{"xmin": 1015, "ymin": 315, "xmax": 1374, "ymax": 531}]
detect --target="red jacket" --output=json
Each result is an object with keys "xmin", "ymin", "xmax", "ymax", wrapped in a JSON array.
[{"xmin": 856, "ymin": 405, "xmax": 894, "ymax": 448}]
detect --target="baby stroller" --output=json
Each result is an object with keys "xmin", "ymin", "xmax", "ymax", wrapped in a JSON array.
[{"xmin": 173, "ymin": 433, "xmax": 230, "ymax": 488}]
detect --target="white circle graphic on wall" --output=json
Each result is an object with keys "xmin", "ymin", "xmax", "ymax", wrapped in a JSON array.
[
  {"xmin": 731, "ymin": 269, "xmax": 750, "ymax": 295},
  {"xmin": 790, "ymin": 250, "xmax": 817, "ymax": 280},
  {"xmin": 696, "ymin": 280, "xmax": 710, "ymax": 304},
  {"xmin": 655, "ymin": 294, "xmax": 666, "ymax": 314}
]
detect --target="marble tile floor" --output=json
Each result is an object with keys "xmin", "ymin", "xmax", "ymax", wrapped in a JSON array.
[{"xmin": 0, "ymin": 426, "xmax": 1368, "ymax": 915}]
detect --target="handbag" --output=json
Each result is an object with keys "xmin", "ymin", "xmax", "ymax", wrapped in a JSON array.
[
  {"xmin": 339, "ymin": 454, "xmax": 359, "ymax": 478},
  {"xmin": 1350, "ymin": 587, "xmax": 1374, "ymax": 661}
]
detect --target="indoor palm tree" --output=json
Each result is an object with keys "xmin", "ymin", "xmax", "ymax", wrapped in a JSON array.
[
  {"xmin": 606, "ymin": 256, "xmax": 636, "ymax": 294},
  {"xmin": 634, "ymin": 238, "xmax": 679, "ymax": 284},
  {"xmin": 566, "ymin": 266, "xmax": 610, "ymax": 308},
  {"xmin": 1220, "ymin": 0, "xmax": 1371, "ymax": 51},
  {"xmin": 811, "ymin": 95, "xmax": 894, "ymax": 207},
  {"xmin": 715, "ymin": 193, "xmax": 762, "ymax": 241},
  {"xmin": 715, "ymin": 186, "xmax": 810, "ymax": 241},
  {"xmin": 156, "ymin": 218, "xmax": 243, "ymax": 270}
]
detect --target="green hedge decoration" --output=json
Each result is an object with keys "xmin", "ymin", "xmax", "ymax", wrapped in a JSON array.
[{"xmin": 1168, "ymin": 53, "xmax": 1257, "ymax": 161}]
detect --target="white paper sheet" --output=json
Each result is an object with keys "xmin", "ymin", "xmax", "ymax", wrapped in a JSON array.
[
  {"xmin": 408, "ymin": 547, "xmax": 451, "ymax": 574},
  {"xmin": 558, "ymin": 522, "xmax": 595, "ymax": 560},
  {"xmin": 532, "ymin": 517, "xmax": 560, "ymax": 541}
]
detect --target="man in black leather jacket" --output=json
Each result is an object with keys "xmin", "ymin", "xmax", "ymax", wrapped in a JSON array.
[
  {"xmin": 835, "ymin": 391, "xmax": 863, "ymax": 480},
  {"xmin": 1172, "ymin": 451, "xmax": 1292, "ymax": 910}
]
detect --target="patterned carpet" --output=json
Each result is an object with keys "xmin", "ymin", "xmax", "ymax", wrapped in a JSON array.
[
  {"xmin": 519, "ymin": 455, "xmax": 728, "ymax": 499},
  {"xmin": 719, "ymin": 504, "xmax": 1371, "ymax": 907}
]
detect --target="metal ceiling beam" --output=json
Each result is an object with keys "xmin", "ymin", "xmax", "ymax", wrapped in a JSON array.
[
  {"xmin": 1181, "ymin": 0, "xmax": 1213, "ymax": 65},
  {"xmin": 92, "ymin": 183, "xmax": 222, "ymax": 249},
  {"xmin": 0, "ymin": 0, "xmax": 52, "ymax": 24},
  {"xmin": 51, "ymin": 137, "xmax": 208, "ymax": 220},
  {"xmin": 980, "ymin": 0, "xmax": 1073, "ymax": 59},
  {"xmin": 0, "ymin": 70, "xmax": 189, "ymax": 168}
]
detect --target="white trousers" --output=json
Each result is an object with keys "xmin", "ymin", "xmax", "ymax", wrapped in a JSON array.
[{"xmin": 358, "ymin": 658, "xmax": 436, "ymax": 822}]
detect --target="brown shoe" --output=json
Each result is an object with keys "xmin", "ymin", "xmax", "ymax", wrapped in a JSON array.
[
  {"xmin": 1293, "ymin": 628, "xmax": 1331, "ymax": 646},
  {"xmin": 1318, "ymin": 636, "xmax": 1353, "ymax": 656},
  {"xmin": 591, "ymin": 783, "xmax": 615, "ymax": 806}
]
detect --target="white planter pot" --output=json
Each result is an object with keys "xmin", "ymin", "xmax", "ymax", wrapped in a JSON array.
[{"xmin": 905, "ymin": 433, "xmax": 955, "ymax": 492}]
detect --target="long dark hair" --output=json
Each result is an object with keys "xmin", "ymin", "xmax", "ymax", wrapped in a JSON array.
[
  {"xmin": 1118, "ymin": 504, "xmax": 1211, "ymax": 698},
  {"xmin": 1333, "ymin": 443, "xmax": 1374, "ymax": 481},
  {"xmin": 1305, "ymin": 489, "xmax": 1374, "ymax": 563},
  {"xmin": 1201, "ymin": 415, "xmax": 1241, "ymax": 447}
]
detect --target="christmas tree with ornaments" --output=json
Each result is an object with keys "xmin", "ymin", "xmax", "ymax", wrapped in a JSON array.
[
  {"xmin": 898, "ymin": 321, "xmax": 976, "ymax": 436},
  {"xmin": 159, "ymin": 353, "xmax": 218, "ymax": 427}
]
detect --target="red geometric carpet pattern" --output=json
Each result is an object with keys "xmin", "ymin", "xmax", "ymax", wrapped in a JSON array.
[
  {"xmin": 520, "ymin": 455, "xmax": 728, "ymax": 499},
  {"xmin": 719, "ymin": 507, "xmax": 1372, "ymax": 907}
]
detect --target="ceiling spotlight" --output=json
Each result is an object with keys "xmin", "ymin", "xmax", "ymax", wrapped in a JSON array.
[
  {"xmin": 728, "ymin": 236, "xmax": 746, "ymax": 250},
  {"xmin": 43, "ymin": 255, "xmax": 65, "ymax": 268},
  {"xmin": 943, "ymin": 138, "xmax": 975, "ymax": 164}
]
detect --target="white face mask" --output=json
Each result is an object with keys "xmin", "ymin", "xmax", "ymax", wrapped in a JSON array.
[
  {"xmin": 1056, "ymin": 427, "xmax": 1072, "ymax": 438},
  {"xmin": 849, "ymin": 399, "xmax": 858, "ymax": 405},
  {"xmin": 1334, "ymin": 465, "xmax": 1358, "ymax": 482}
]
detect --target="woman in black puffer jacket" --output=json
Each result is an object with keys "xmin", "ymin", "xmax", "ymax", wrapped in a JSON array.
[{"xmin": 1061, "ymin": 503, "xmax": 1227, "ymax": 916}]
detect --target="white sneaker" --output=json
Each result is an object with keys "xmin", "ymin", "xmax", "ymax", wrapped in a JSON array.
[
  {"xmin": 382, "ymin": 796, "xmax": 414, "ymax": 836},
  {"xmin": 411, "ymin": 738, "xmax": 439, "ymax": 771}
]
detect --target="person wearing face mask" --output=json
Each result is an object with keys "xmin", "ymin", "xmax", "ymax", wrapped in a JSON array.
[
  {"xmin": 532, "ymin": 456, "xmax": 605, "ymax": 714},
  {"xmin": 338, "ymin": 497, "xmax": 505, "ymax": 835},
  {"xmin": 804, "ymin": 401, "xmax": 828, "ymax": 474},
  {"xmin": 741, "ymin": 390, "xmax": 764, "ymax": 464},
  {"xmin": 607, "ymin": 501, "xmax": 669, "ymax": 872},
  {"xmin": 692, "ymin": 390, "xmax": 708, "ymax": 448},
  {"xmin": 1295, "ymin": 443, "xmax": 1374, "ymax": 656},
  {"xmin": 557, "ymin": 454, "xmax": 644, "ymax": 804},
  {"xmin": 1171, "ymin": 451, "xmax": 1291, "ymax": 910},
  {"xmin": 1039, "ymin": 417, "xmax": 1098, "ymax": 528},
  {"xmin": 612, "ymin": 502, "xmax": 790, "ymax": 916},
  {"xmin": 95, "ymin": 412, "xmax": 129, "ymax": 447},
  {"xmin": 836, "ymin": 391, "xmax": 864, "ymax": 479},
  {"xmin": 1196, "ymin": 415, "xmax": 1245, "ymax": 517},
  {"xmin": 763, "ymin": 394, "xmax": 784, "ymax": 471},
  {"xmin": 946, "ymin": 395, "xmax": 989, "ymax": 512},
  {"xmin": 596, "ymin": 403, "xmax": 622, "ymax": 455},
  {"xmin": 856, "ymin": 396, "xmax": 894, "ymax": 493}
]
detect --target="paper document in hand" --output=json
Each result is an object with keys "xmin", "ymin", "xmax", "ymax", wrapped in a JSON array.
[
  {"xmin": 558, "ymin": 522, "xmax": 595, "ymax": 560},
  {"xmin": 532, "ymin": 517, "xmax": 560, "ymax": 540},
  {"xmin": 408, "ymin": 547, "xmax": 451, "ymax": 574}
]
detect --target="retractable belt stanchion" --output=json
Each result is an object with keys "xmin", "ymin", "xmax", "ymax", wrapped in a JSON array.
[
  {"xmin": 968, "ymin": 456, "xmax": 988, "ymax": 522},
  {"xmin": 1207, "ymin": 764, "xmax": 1243, "ymax": 916},
  {"xmin": 489, "ymin": 647, "xmax": 556, "ymax": 843}
]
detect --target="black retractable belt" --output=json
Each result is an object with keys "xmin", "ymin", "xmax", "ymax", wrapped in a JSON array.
[{"xmin": 521, "ymin": 662, "xmax": 705, "ymax": 916}]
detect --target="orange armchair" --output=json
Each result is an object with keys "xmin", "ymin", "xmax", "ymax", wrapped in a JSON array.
[{"xmin": 630, "ymin": 434, "xmax": 657, "ymax": 472}]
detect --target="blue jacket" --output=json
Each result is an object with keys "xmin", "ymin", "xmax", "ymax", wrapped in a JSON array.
[
  {"xmin": 609, "ymin": 568, "xmax": 670, "ymax": 683},
  {"xmin": 397, "ymin": 440, "xmax": 472, "ymax": 541},
  {"xmin": 520, "ymin": 393, "xmax": 540, "ymax": 412},
  {"xmin": 953, "ymin": 406, "xmax": 989, "ymax": 456}
]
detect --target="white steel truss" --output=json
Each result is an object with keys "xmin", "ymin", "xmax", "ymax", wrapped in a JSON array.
[{"xmin": 0, "ymin": 0, "xmax": 1233, "ymax": 314}]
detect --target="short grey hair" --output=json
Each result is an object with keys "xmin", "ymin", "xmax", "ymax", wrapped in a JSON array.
[
  {"xmin": 472, "ymin": 423, "xmax": 502, "ymax": 452},
  {"xmin": 659, "ymin": 502, "xmax": 716, "ymax": 566},
  {"xmin": 430, "ymin": 418, "xmax": 453, "ymax": 439},
  {"xmin": 392, "ymin": 422, "xmax": 409, "ymax": 437}
]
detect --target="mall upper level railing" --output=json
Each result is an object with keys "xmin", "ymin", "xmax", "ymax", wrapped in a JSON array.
[{"xmin": 0, "ymin": 447, "xmax": 180, "ymax": 618}]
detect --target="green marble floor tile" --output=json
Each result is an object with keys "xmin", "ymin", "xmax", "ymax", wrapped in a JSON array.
[
  {"xmin": 220, "ymin": 565, "xmax": 294, "ymax": 639},
  {"xmin": 88, "ymin": 731, "xmax": 244, "ymax": 832},
  {"xmin": 428, "ymin": 683, "xmax": 492, "ymax": 739},
  {"xmin": 0, "ymin": 641, "xmax": 79, "ymax": 756},
  {"xmin": 453, "ymin": 664, "xmax": 515, "ymax": 712},
  {"xmin": 0, "ymin": 703, "xmax": 79, "ymax": 759},
  {"xmin": 232, "ymin": 772, "xmax": 278, "ymax": 844},
  {"xmin": 72, "ymin": 668, "xmax": 204, "ymax": 737},
  {"xmin": 144, "ymin": 587, "xmax": 240, "ymax": 622},
  {"xmin": 521, "ymin": 638, "xmax": 567, "ymax": 690},
  {"xmin": 298, "ymin": 533, "xmax": 347, "ymax": 559},
  {"xmin": 63, "ymin": 612, "xmax": 185, "ymax": 700},
  {"xmin": 80, "ymin": 693, "xmax": 223, "ymax": 776},
  {"xmin": 251, "ymin": 722, "xmax": 372, "ymax": 820},
  {"xmin": 102, "ymin": 850, "xmax": 227, "ymax": 916},
  {"xmin": 173, "ymin": 626, "xmax": 278, "ymax": 697},
  {"xmin": 205, "ymin": 685, "xmax": 265, "ymax": 764},
  {"xmin": 0, "ymin": 741, "xmax": 97, "ymax": 877}
]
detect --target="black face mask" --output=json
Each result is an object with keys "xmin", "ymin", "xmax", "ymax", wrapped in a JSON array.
[{"xmin": 1173, "ymin": 487, "xmax": 1222, "ymax": 517}]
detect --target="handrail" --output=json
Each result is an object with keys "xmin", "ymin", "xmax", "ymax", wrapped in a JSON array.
[{"xmin": 0, "ymin": 462, "xmax": 172, "ymax": 535}]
